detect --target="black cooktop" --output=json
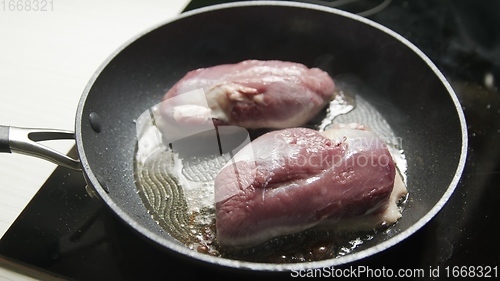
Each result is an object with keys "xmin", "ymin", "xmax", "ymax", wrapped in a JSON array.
[{"xmin": 1, "ymin": 0, "xmax": 499, "ymax": 280}]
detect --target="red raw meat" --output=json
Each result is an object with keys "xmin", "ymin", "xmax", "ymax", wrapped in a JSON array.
[
  {"xmin": 161, "ymin": 60, "xmax": 335, "ymax": 129},
  {"xmin": 214, "ymin": 126, "xmax": 401, "ymax": 247}
]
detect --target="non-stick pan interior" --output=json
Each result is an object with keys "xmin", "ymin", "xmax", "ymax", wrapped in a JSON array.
[{"xmin": 76, "ymin": 2, "xmax": 466, "ymax": 270}]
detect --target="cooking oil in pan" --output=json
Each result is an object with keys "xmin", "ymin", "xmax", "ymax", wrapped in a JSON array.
[{"xmin": 134, "ymin": 85, "xmax": 408, "ymax": 262}]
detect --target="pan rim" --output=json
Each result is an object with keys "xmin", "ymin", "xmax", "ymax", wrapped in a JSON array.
[{"xmin": 75, "ymin": 0, "xmax": 468, "ymax": 272}]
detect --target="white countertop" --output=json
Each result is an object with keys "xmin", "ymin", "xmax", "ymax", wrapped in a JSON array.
[{"xmin": 0, "ymin": 0, "xmax": 190, "ymax": 279}]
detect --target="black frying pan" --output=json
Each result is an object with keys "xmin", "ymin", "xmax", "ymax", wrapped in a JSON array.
[{"xmin": 0, "ymin": 1, "xmax": 467, "ymax": 272}]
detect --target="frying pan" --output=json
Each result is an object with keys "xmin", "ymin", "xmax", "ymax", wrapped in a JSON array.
[{"xmin": 0, "ymin": 1, "xmax": 467, "ymax": 272}]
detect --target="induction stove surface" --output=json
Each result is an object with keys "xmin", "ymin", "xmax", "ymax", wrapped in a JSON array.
[{"xmin": 1, "ymin": 0, "xmax": 499, "ymax": 280}]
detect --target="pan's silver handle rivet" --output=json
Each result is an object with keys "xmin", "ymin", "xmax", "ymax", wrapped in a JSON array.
[
  {"xmin": 89, "ymin": 112, "xmax": 102, "ymax": 133},
  {"xmin": 84, "ymin": 184, "xmax": 100, "ymax": 200}
]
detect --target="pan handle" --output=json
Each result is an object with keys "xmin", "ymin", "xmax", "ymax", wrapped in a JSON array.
[{"xmin": 0, "ymin": 125, "xmax": 81, "ymax": 171}]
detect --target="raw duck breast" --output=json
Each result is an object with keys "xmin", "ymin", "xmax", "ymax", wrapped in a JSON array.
[
  {"xmin": 214, "ymin": 125, "xmax": 407, "ymax": 248},
  {"xmin": 161, "ymin": 60, "xmax": 335, "ymax": 129}
]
